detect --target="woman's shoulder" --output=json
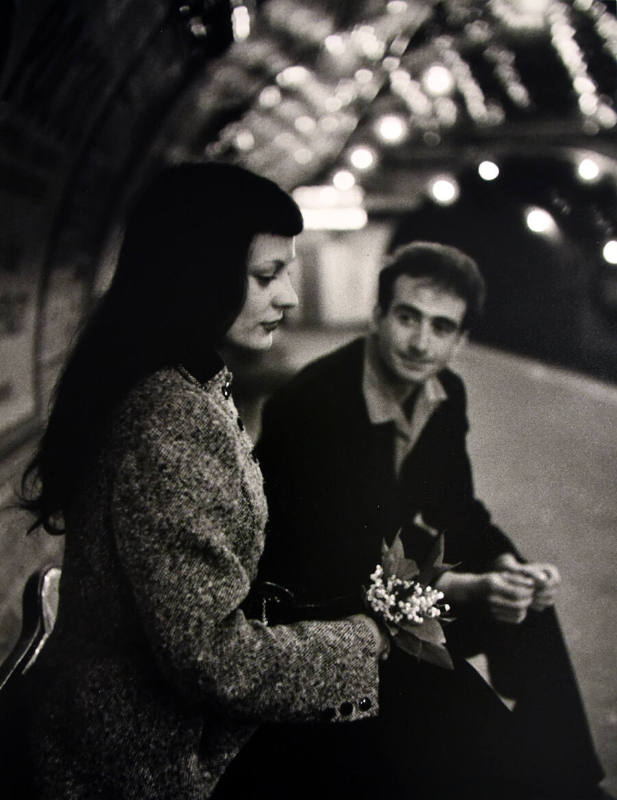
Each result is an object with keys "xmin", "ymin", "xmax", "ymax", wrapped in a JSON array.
[{"xmin": 110, "ymin": 366, "xmax": 238, "ymax": 455}]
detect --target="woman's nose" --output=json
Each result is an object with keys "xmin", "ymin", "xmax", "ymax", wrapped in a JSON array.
[{"xmin": 274, "ymin": 272, "xmax": 298, "ymax": 309}]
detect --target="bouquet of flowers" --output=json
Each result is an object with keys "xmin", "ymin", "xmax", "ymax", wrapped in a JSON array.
[{"xmin": 365, "ymin": 518, "xmax": 455, "ymax": 669}]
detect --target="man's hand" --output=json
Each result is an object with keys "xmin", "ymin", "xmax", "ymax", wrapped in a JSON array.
[
  {"xmin": 435, "ymin": 570, "xmax": 532, "ymax": 623},
  {"xmin": 482, "ymin": 570, "xmax": 536, "ymax": 624},
  {"xmin": 492, "ymin": 553, "xmax": 561, "ymax": 612},
  {"xmin": 436, "ymin": 553, "xmax": 560, "ymax": 624}
]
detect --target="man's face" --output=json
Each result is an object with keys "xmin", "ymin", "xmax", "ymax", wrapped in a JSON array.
[{"xmin": 374, "ymin": 275, "xmax": 466, "ymax": 387}]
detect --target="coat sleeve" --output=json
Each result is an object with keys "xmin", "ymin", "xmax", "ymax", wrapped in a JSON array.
[
  {"xmin": 414, "ymin": 373, "xmax": 523, "ymax": 572},
  {"xmin": 109, "ymin": 398, "xmax": 379, "ymax": 725}
]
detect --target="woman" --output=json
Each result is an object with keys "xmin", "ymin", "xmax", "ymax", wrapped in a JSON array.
[{"xmin": 20, "ymin": 162, "xmax": 385, "ymax": 799}]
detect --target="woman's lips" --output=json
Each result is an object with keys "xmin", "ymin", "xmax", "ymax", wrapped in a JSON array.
[{"xmin": 261, "ymin": 319, "xmax": 282, "ymax": 332}]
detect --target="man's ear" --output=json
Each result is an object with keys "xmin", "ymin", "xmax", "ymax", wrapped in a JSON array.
[
  {"xmin": 453, "ymin": 329, "xmax": 468, "ymax": 356},
  {"xmin": 369, "ymin": 303, "xmax": 383, "ymax": 333}
]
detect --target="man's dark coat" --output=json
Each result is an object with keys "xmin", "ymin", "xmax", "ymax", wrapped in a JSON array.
[
  {"xmin": 217, "ymin": 338, "xmax": 603, "ymax": 800},
  {"xmin": 257, "ymin": 337, "xmax": 517, "ymax": 599}
]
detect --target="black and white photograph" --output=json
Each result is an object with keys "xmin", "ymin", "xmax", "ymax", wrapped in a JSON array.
[{"xmin": 1, "ymin": 1, "xmax": 616, "ymax": 798}]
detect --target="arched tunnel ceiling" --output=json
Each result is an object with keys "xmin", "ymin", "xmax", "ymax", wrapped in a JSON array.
[
  {"xmin": 2, "ymin": 0, "xmax": 617, "ymax": 452},
  {"xmin": 3, "ymin": 0, "xmax": 617, "ymax": 279}
]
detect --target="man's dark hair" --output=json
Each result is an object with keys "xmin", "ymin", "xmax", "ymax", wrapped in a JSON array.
[{"xmin": 378, "ymin": 241, "xmax": 486, "ymax": 330}]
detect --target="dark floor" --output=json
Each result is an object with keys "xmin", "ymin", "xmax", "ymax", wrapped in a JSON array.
[{"xmin": 1, "ymin": 337, "xmax": 616, "ymax": 793}]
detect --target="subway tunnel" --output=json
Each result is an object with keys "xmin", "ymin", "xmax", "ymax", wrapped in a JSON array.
[{"xmin": 1, "ymin": 0, "xmax": 617, "ymax": 794}]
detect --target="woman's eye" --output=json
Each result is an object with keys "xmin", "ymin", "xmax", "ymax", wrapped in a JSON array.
[{"xmin": 254, "ymin": 274, "xmax": 276, "ymax": 287}]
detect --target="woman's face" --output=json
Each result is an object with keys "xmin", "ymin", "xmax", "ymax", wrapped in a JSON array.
[{"xmin": 224, "ymin": 233, "xmax": 298, "ymax": 351}]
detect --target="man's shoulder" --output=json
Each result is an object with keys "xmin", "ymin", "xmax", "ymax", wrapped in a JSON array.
[
  {"xmin": 438, "ymin": 366, "xmax": 466, "ymax": 397},
  {"xmin": 435, "ymin": 367, "xmax": 469, "ymax": 420},
  {"xmin": 270, "ymin": 337, "xmax": 364, "ymax": 405}
]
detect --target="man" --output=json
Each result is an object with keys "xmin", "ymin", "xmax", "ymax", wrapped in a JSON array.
[{"xmin": 220, "ymin": 242, "xmax": 604, "ymax": 800}]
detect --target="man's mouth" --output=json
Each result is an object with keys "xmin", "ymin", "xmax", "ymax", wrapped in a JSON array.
[{"xmin": 399, "ymin": 354, "xmax": 431, "ymax": 368}]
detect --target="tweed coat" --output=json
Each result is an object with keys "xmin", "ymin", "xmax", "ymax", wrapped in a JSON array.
[{"xmin": 25, "ymin": 364, "xmax": 379, "ymax": 800}]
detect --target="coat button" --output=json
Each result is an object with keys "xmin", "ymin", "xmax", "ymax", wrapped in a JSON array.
[
  {"xmin": 339, "ymin": 701, "xmax": 353, "ymax": 717},
  {"xmin": 358, "ymin": 697, "xmax": 372, "ymax": 712},
  {"xmin": 321, "ymin": 707, "xmax": 336, "ymax": 722}
]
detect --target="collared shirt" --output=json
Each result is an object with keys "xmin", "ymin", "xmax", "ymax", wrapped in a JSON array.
[{"xmin": 362, "ymin": 335, "xmax": 447, "ymax": 476}]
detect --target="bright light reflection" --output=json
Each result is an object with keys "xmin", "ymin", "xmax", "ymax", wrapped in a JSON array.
[
  {"xmin": 277, "ymin": 66, "xmax": 310, "ymax": 88},
  {"xmin": 349, "ymin": 146, "xmax": 376, "ymax": 170},
  {"xmin": 422, "ymin": 64, "xmax": 455, "ymax": 96},
  {"xmin": 526, "ymin": 207, "xmax": 557, "ymax": 234},
  {"xmin": 478, "ymin": 160, "xmax": 500, "ymax": 181},
  {"xmin": 258, "ymin": 86, "xmax": 281, "ymax": 108},
  {"xmin": 375, "ymin": 114, "xmax": 408, "ymax": 143},
  {"xmin": 231, "ymin": 5, "xmax": 251, "ymax": 41},
  {"xmin": 430, "ymin": 177, "xmax": 459, "ymax": 205},
  {"xmin": 355, "ymin": 69, "xmax": 374, "ymax": 84},
  {"xmin": 332, "ymin": 170, "xmax": 356, "ymax": 191},
  {"xmin": 234, "ymin": 130, "xmax": 255, "ymax": 151},
  {"xmin": 577, "ymin": 157, "xmax": 600, "ymax": 182},
  {"xmin": 603, "ymin": 240, "xmax": 617, "ymax": 264},
  {"xmin": 295, "ymin": 115, "xmax": 316, "ymax": 135},
  {"xmin": 293, "ymin": 148, "xmax": 313, "ymax": 165},
  {"xmin": 325, "ymin": 34, "xmax": 346, "ymax": 55},
  {"xmin": 579, "ymin": 93, "xmax": 598, "ymax": 115},
  {"xmin": 301, "ymin": 207, "xmax": 368, "ymax": 231}
]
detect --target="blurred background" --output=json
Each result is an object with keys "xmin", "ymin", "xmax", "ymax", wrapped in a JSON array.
[{"xmin": 1, "ymin": 0, "xmax": 616, "ymax": 791}]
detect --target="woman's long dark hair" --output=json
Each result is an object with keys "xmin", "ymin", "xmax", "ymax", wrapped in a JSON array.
[{"xmin": 21, "ymin": 162, "xmax": 303, "ymax": 533}]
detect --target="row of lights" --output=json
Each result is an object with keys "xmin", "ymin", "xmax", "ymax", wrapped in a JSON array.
[
  {"xmin": 326, "ymin": 150, "xmax": 617, "ymax": 263},
  {"xmin": 549, "ymin": 2, "xmax": 617, "ymax": 129}
]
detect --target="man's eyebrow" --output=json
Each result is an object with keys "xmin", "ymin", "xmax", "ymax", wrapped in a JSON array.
[
  {"xmin": 392, "ymin": 301, "xmax": 420, "ymax": 313},
  {"xmin": 393, "ymin": 302, "xmax": 460, "ymax": 326}
]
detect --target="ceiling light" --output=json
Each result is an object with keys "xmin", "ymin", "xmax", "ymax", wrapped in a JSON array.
[
  {"xmin": 429, "ymin": 176, "xmax": 459, "ymax": 205},
  {"xmin": 603, "ymin": 240, "xmax": 617, "ymax": 264},
  {"xmin": 349, "ymin": 146, "xmax": 377, "ymax": 171},
  {"xmin": 374, "ymin": 114, "xmax": 408, "ymax": 144},
  {"xmin": 332, "ymin": 170, "xmax": 356, "ymax": 191},
  {"xmin": 421, "ymin": 64, "xmax": 455, "ymax": 97},
  {"xmin": 577, "ymin": 157, "xmax": 600, "ymax": 182},
  {"xmin": 525, "ymin": 207, "xmax": 557, "ymax": 235},
  {"xmin": 478, "ymin": 160, "xmax": 500, "ymax": 181}
]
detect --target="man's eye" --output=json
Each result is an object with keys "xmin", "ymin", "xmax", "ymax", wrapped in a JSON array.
[
  {"xmin": 433, "ymin": 321, "xmax": 457, "ymax": 335},
  {"xmin": 395, "ymin": 310, "xmax": 418, "ymax": 325}
]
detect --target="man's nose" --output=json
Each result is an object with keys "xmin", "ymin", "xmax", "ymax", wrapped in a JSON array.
[
  {"xmin": 273, "ymin": 272, "xmax": 298, "ymax": 310},
  {"xmin": 409, "ymin": 319, "xmax": 430, "ymax": 353}
]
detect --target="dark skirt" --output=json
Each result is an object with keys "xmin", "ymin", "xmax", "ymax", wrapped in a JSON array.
[{"xmin": 213, "ymin": 608, "xmax": 603, "ymax": 800}]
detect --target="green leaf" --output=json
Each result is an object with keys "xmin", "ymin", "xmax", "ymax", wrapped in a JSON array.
[
  {"xmin": 417, "ymin": 532, "xmax": 445, "ymax": 584},
  {"xmin": 394, "ymin": 629, "xmax": 423, "ymax": 658},
  {"xmin": 401, "ymin": 617, "xmax": 446, "ymax": 645},
  {"xmin": 382, "ymin": 531, "xmax": 405, "ymax": 578},
  {"xmin": 418, "ymin": 641, "xmax": 454, "ymax": 670},
  {"xmin": 396, "ymin": 558, "xmax": 420, "ymax": 580}
]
